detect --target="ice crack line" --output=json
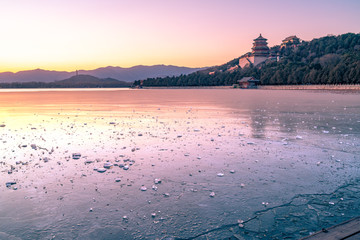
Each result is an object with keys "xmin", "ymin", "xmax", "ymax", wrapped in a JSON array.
[{"xmin": 174, "ymin": 180, "xmax": 360, "ymax": 240}]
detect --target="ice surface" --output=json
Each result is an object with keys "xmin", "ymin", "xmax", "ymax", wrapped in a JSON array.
[{"xmin": 0, "ymin": 89, "xmax": 359, "ymax": 239}]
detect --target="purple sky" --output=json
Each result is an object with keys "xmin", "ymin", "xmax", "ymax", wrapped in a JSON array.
[{"xmin": 0, "ymin": 0, "xmax": 359, "ymax": 72}]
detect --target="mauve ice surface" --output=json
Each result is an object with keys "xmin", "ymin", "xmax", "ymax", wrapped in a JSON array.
[{"xmin": 0, "ymin": 89, "xmax": 359, "ymax": 239}]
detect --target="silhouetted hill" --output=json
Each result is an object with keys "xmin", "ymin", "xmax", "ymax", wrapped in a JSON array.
[
  {"xmin": 52, "ymin": 75, "xmax": 131, "ymax": 87},
  {"xmin": 0, "ymin": 65, "xmax": 203, "ymax": 83},
  {"xmin": 80, "ymin": 65, "xmax": 204, "ymax": 82},
  {"xmin": 0, "ymin": 75, "xmax": 131, "ymax": 88},
  {"xmin": 0, "ymin": 69, "xmax": 73, "ymax": 83}
]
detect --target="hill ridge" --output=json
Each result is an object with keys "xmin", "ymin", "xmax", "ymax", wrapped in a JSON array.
[{"xmin": 0, "ymin": 65, "xmax": 204, "ymax": 83}]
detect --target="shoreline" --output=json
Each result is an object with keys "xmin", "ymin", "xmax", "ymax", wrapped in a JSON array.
[
  {"xmin": 0, "ymin": 84, "xmax": 359, "ymax": 91},
  {"xmin": 141, "ymin": 84, "xmax": 360, "ymax": 90},
  {"xmin": 258, "ymin": 84, "xmax": 360, "ymax": 90}
]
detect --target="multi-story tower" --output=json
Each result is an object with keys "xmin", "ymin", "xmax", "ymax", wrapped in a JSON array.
[
  {"xmin": 239, "ymin": 34, "xmax": 270, "ymax": 68},
  {"xmin": 252, "ymin": 34, "xmax": 270, "ymax": 56}
]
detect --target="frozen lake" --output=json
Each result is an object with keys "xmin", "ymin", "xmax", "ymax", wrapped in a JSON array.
[{"xmin": 0, "ymin": 88, "xmax": 359, "ymax": 239}]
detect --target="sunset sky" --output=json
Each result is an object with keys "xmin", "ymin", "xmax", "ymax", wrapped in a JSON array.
[{"xmin": 0, "ymin": 0, "xmax": 359, "ymax": 72}]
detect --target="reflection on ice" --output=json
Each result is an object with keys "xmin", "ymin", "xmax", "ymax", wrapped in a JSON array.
[{"xmin": 0, "ymin": 89, "xmax": 359, "ymax": 239}]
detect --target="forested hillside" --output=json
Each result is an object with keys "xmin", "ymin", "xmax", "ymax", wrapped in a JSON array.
[{"xmin": 134, "ymin": 33, "xmax": 360, "ymax": 86}]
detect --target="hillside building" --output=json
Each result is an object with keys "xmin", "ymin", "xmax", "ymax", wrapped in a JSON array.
[
  {"xmin": 236, "ymin": 34, "xmax": 300, "ymax": 69},
  {"xmin": 239, "ymin": 34, "xmax": 271, "ymax": 68},
  {"xmin": 280, "ymin": 35, "xmax": 301, "ymax": 49}
]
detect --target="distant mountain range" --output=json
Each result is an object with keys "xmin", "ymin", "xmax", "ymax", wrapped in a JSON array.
[
  {"xmin": 0, "ymin": 75, "xmax": 132, "ymax": 88},
  {"xmin": 0, "ymin": 65, "xmax": 203, "ymax": 83}
]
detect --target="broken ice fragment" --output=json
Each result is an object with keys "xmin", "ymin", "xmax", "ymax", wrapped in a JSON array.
[
  {"xmin": 140, "ymin": 186, "xmax": 147, "ymax": 191},
  {"xmin": 154, "ymin": 178, "xmax": 162, "ymax": 184},
  {"xmin": 103, "ymin": 162, "xmax": 113, "ymax": 169},
  {"xmin": 217, "ymin": 173, "xmax": 224, "ymax": 177},
  {"xmin": 97, "ymin": 168, "xmax": 107, "ymax": 173},
  {"xmin": 72, "ymin": 153, "xmax": 81, "ymax": 160},
  {"xmin": 209, "ymin": 192, "xmax": 215, "ymax": 197},
  {"xmin": 115, "ymin": 178, "xmax": 121, "ymax": 182},
  {"xmin": 6, "ymin": 181, "xmax": 16, "ymax": 188}
]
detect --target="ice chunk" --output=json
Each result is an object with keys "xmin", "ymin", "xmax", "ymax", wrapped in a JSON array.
[
  {"xmin": 103, "ymin": 162, "xmax": 113, "ymax": 169},
  {"xmin": 72, "ymin": 153, "xmax": 81, "ymax": 160},
  {"xmin": 97, "ymin": 168, "xmax": 107, "ymax": 173},
  {"xmin": 154, "ymin": 178, "xmax": 162, "ymax": 184},
  {"xmin": 6, "ymin": 181, "xmax": 16, "ymax": 188}
]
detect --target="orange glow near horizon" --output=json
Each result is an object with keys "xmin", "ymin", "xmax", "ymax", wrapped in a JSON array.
[{"xmin": 0, "ymin": 0, "xmax": 359, "ymax": 73}]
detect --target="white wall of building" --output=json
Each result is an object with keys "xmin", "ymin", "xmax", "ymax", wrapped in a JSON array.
[{"xmin": 239, "ymin": 56, "xmax": 268, "ymax": 68}]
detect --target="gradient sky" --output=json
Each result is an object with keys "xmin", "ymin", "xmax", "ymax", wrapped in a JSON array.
[{"xmin": 0, "ymin": 0, "xmax": 359, "ymax": 72}]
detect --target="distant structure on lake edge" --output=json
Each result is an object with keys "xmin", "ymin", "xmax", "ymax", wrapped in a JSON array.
[
  {"xmin": 239, "ymin": 34, "xmax": 301, "ymax": 68},
  {"xmin": 233, "ymin": 76, "xmax": 260, "ymax": 89}
]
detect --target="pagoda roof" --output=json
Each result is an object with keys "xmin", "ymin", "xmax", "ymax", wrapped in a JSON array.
[
  {"xmin": 254, "ymin": 34, "xmax": 267, "ymax": 41},
  {"xmin": 282, "ymin": 35, "xmax": 300, "ymax": 42}
]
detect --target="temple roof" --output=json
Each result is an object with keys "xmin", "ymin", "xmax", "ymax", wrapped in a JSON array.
[
  {"xmin": 282, "ymin": 35, "xmax": 300, "ymax": 42},
  {"xmin": 254, "ymin": 34, "xmax": 267, "ymax": 41}
]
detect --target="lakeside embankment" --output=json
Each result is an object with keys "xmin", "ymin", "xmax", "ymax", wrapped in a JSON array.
[
  {"xmin": 142, "ymin": 84, "xmax": 360, "ymax": 90},
  {"xmin": 258, "ymin": 84, "xmax": 360, "ymax": 90}
]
